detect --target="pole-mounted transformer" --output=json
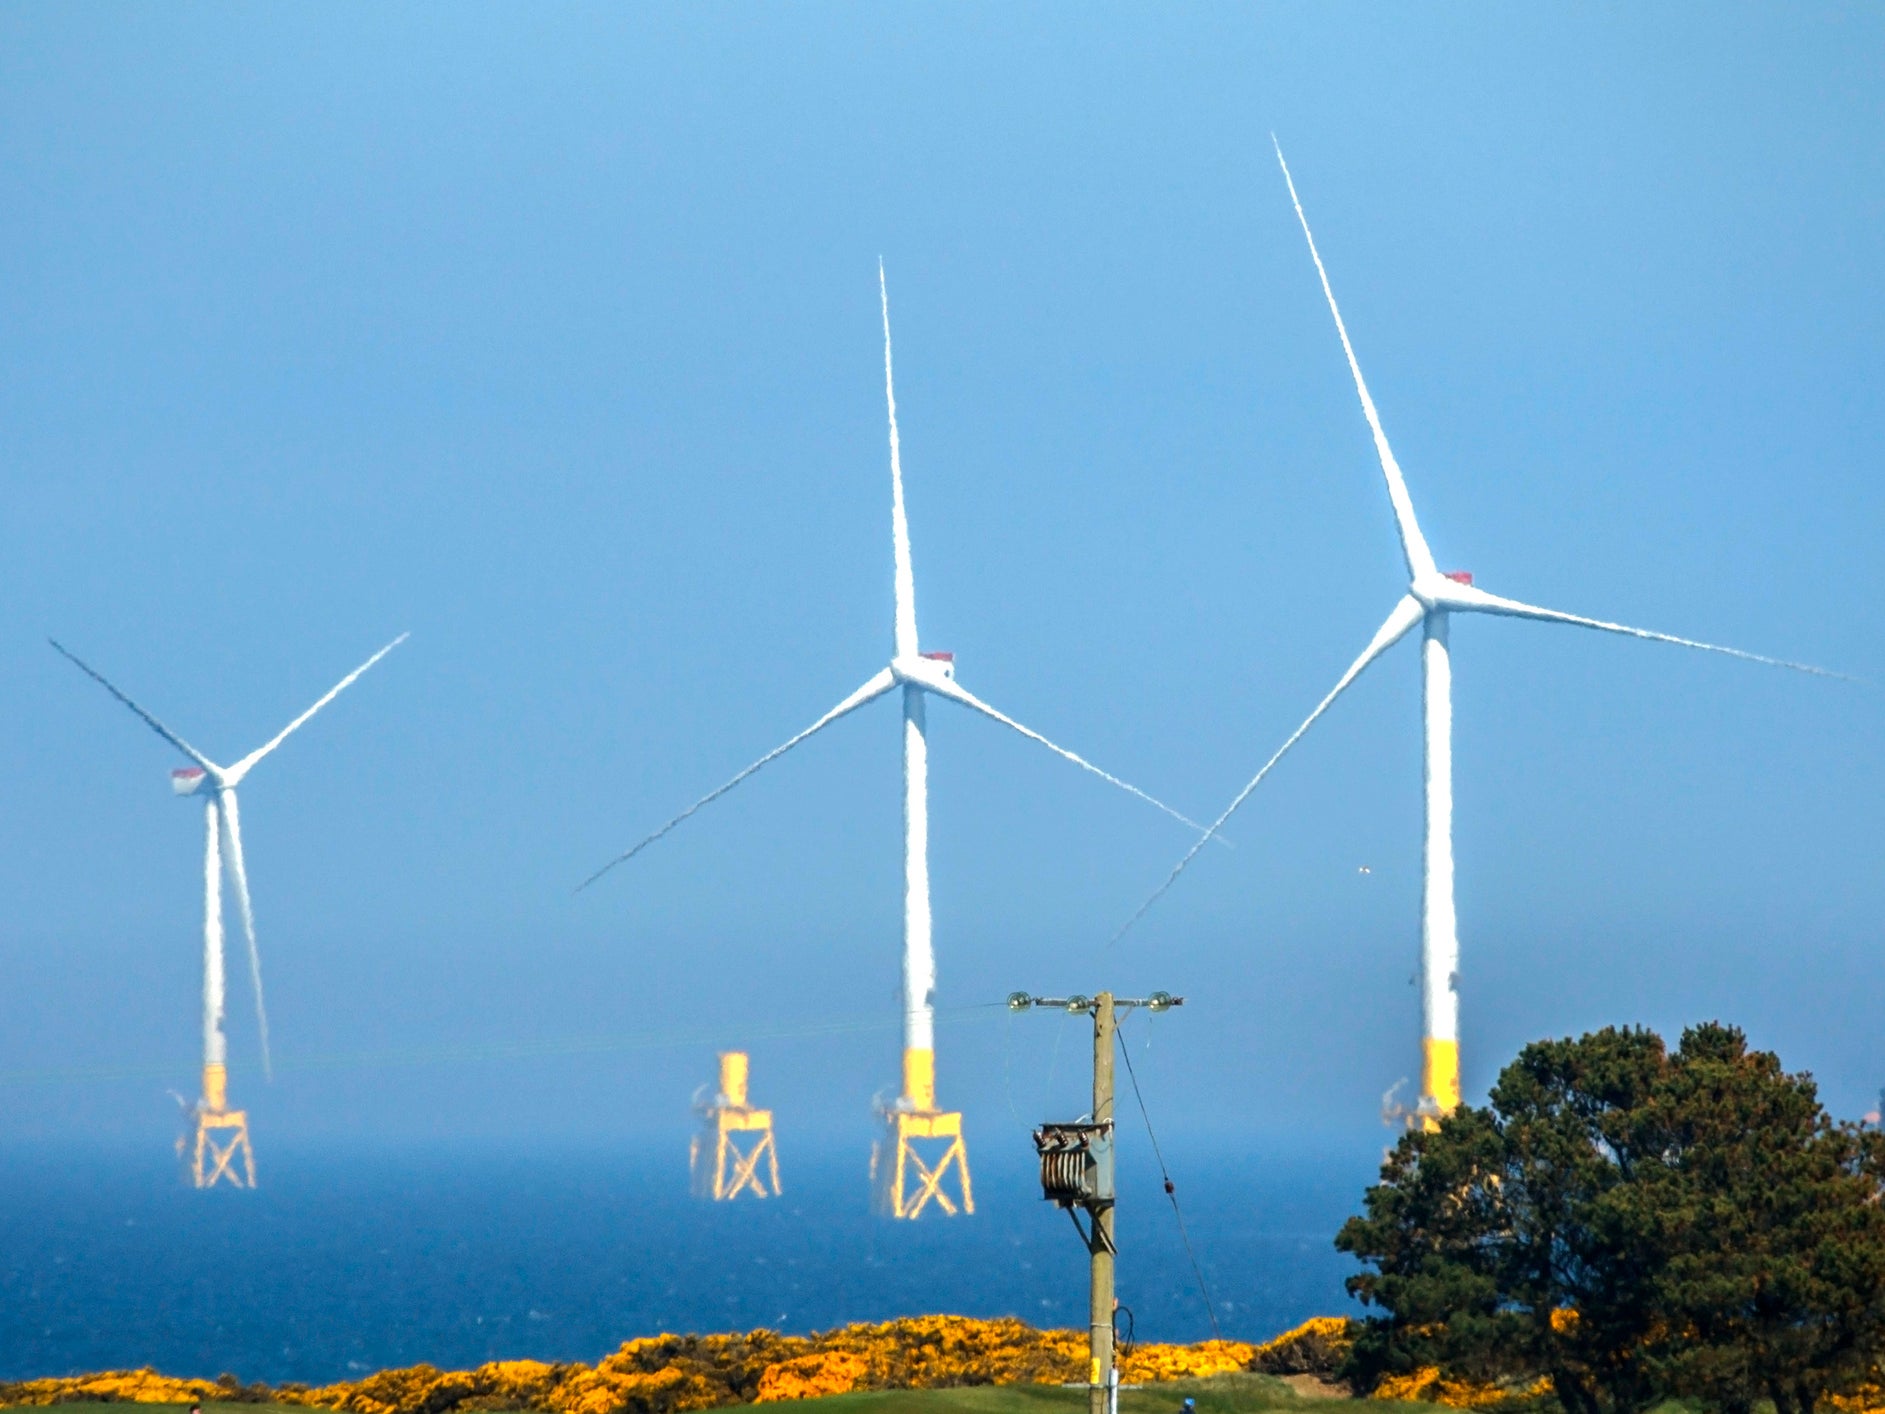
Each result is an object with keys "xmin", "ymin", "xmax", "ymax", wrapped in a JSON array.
[{"xmin": 1035, "ymin": 1121, "xmax": 1115, "ymax": 1213}]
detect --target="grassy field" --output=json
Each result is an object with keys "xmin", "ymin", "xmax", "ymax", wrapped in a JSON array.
[
  {"xmin": 1, "ymin": 1374, "xmax": 1398, "ymax": 1414},
  {"xmin": 803, "ymin": 1373, "xmax": 1388, "ymax": 1414}
]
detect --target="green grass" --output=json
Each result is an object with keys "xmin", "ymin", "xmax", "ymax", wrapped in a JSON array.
[
  {"xmin": 788, "ymin": 1372, "xmax": 1394, "ymax": 1414},
  {"xmin": 1, "ymin": 1375, "xmax": 1411, "ymax": 1414}
]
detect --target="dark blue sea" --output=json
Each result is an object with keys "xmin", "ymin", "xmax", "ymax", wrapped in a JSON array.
[{"xmin": 0, "ymin": 1140, "xmax": 1377, "ymax": 1386}]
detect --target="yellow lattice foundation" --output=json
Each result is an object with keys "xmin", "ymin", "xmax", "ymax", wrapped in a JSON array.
[
  {"xmin": 189, "ymin": 1063, "xmax": 256, "ymax": 1189},
  {"xmin": 871, "ymin": 1048, "xmax": 973, "ymax": 1219},
  {"xmin": 691, "ymin": 1052, "xmax": 781, "ymax": 1200}
]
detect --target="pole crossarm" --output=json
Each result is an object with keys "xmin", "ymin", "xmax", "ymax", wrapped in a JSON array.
[{"xmin": 1007, "ymin": 991, "xmax": 1183, "ymax": 1018}]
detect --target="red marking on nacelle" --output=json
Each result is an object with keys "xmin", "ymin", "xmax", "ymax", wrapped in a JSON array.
[
  {"xmin": 172, "ymin": 768, "xmax": 205, "ymax": 780},
  {"xmin": 1443, "ymin": 571, "xmax": 1474, "ymax": 585},
  {"xmin": 920, "ymin": 651, "xmax": 955, "ymax": 662}
]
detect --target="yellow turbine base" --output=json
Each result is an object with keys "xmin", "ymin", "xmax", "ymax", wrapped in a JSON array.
[
  {"xmin": 188, "ymin": 1066, "xmax": 256, "ymax": 1189},
  {"xmin": 203, "ymin": 1061, "xmax": 229, "ymax": 1113},
  {"xmin": 1421, "ymin": 1038, "xmax": 1461, "ymax": 1129},
  {"xmin": 719, "ymin": 1051, "xmax": 750, "ymax": 1109},
  {"xmin": 902, "ymin": 1047, "xmax": 935, "ymax": 1113},
  {"xmin": 691, "ymin": 1052, "xmax": 781, "ymax": 1200},
  {"xmin": 872, "ymin": 1053, "xmax": 971, "ymax": 1220}
]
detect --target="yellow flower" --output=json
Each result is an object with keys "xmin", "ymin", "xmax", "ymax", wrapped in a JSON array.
[
  {"xmin": 1370, "ymin": 1367, "xmax": 1550, "ymax": 1407},
  {"xmin": 755, "ymin": 1352, "xmax": 872, "ymax": 1401}
]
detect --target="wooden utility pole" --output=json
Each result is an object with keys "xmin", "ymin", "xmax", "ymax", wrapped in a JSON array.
[
  {"xmin": 1011, "ymin": 989, "xmax": 1182, "ymax": 1414},
  {"xmin": 1088, "ymin": 991, "xmax": 1117, "ymax": 1414}
]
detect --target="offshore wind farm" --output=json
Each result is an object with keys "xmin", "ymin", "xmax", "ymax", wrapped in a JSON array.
[
  {"xmin": 0, "ymin": 2, "xmax": 1880, "ymax": 1396},
  {"xmin": 17, "ymin": 159, "xmax": 1847, "ymax": 1200}
]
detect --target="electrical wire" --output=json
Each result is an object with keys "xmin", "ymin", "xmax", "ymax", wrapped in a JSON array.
[
  {"xmin": 1117, "ymin": 1018, "xmax": 1224, "ymax": 1341},
  {"xmin": 1114, "ymin": 1303, "xmax": 1137, "ymax": 1367},
  {"xmin": 0, "ymin": 1000, "xmax": 1014, "ymax": 1089}
]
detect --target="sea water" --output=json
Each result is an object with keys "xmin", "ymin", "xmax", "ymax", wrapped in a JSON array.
[{"xmin": 0, "ymin": 1139, "xmax": 1376, "ymax": 1385}]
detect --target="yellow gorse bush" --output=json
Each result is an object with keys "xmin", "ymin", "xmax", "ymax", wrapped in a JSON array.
[
  {"xmin": 1248, "ymin": 1317, "xmax": 1356, "ymax": 1377},
  {"xmin": 1369, "ymin": 1368, "xmax": 1553, "ymax": 1407},
  {"xmin": 0, "ymin": 1371, "xmax": 229, "ymax": 1405},
  {"xmin": 752, "ymin": 1352, "xmax": 871, "ymax": 1402},
  {"xmin": 0, "ymin": 1316, "xmax": 1331, "ymax": 1414},
  {"xmin": 1121, "ymin": 1339, "xmax": 1259, "ymax": 1382},
  {"xmin": 1826, "ymin": 1385, "xmax": 1885, "ymax": 1414}
]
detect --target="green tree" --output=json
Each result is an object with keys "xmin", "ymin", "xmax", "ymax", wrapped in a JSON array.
[
  {"xmin": 1338, "ymin": 1026, "xmax": 1670, "ymax": 1414},
  {"xmin": 1336, "ymin": 1023, "xmax": 1885, "ymax": 1414},
  {"xmin": 1630, "ymin": 1025, "xmax": 1885, "ymax": 1414}
]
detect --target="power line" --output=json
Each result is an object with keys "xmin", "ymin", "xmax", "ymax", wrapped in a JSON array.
[{"xmin": 0, "ymin": 1000, "xmax": 1012, "ymax": 1090}]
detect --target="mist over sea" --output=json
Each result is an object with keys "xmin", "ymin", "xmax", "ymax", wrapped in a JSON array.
[{"xmin": 0, "ymin": 1138, "xmax": 1374, "ymax": 1385}]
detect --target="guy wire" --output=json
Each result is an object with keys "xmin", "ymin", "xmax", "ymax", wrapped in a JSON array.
[
  {"xmin": 1117, "ymin": 1016, "xmax": 1223, "ymax": 1341},
  {"xmin": 1002, "ymin": 1003, "xmax": 1024, "ymax": 1128},
  {"xmin": 1044, "ymin": 1005, "xmax": 1069, "ymax": 1108}
]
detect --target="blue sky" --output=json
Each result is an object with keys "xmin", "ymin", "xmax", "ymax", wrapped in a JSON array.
[{"xmin": 0, "ymin": 5, "xmax": 1879, "ymax": 1151}]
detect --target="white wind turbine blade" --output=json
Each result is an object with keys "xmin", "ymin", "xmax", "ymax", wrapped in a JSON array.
[
  {"xmin": 217, "ymin": 789, "xmax": 272, "ymax": 1081},
  {"xmin": 49, "ymin": 639, "xmax": 221, "ymax": 774},
  {"xmin": 1112, "ymin": 593, "xmax": 1426, "ymax": 944},
  {"xmin": 1441, "ymin": 582, "xmax": 1851, "ymax": 679},
  {"xmin": 921, "ymin": 674, "xmax": 1217, "ymax": 837},
  {"xmin": 881, "ymin": 261, "xmax": 919, "ymax": 661},
  {"xmin": 1274, "ymin": 138, "xmax": 1438, "ymax": 582},
  {"xmin": 578, "ymin": 667, "xmax": 899, "ymax": 892},
  {"xmin": 228, "ymin": 633, "xmax": 409, "ymax": 781}
]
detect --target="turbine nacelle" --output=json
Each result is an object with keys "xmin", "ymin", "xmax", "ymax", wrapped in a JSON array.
[
  {"xmin": 171, "ymin": 767, "xmax": 212, "ymax": 796},
  {"xmin": 1411, "ymin": 570, "xmax": 1483, "ymax": 612},
  {"xmin": 891, "ymin": 651, "xmax": 957, "ymax": 688}
]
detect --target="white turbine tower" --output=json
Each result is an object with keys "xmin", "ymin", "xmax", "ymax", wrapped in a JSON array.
[
  {"xmin": 1121, "ymin": 142, "xmax": 1841, "ymax": 1127},
  {"xmin": 54, "ymin": 632, "xmax": 407, "ymax": 1186},
  {"xmin": 583, "ymin": 265, "xmax": 1207, "ymax": 1217}
]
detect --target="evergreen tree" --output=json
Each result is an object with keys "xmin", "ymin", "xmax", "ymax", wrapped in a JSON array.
[
  {"xmin": 1631, "ymin": 1025, "xmax": 1885, "ymax": 1414},
  {"xmin": 1337, "ymin": 1023, "xmax": 1885, "ymax": 1414}
]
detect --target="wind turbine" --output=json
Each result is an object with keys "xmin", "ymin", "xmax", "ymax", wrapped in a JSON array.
[
  {"xmin": 53, "ymin": 632, "xmax": 407, "ymax": 1186},
  {"xmin": 1120, "ymin": 141, "xmax": 1840, "ymax": 1127},
  {"xmin": 582, "ymin": 264, "xmax": 1207, "ymax": 1217}
]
